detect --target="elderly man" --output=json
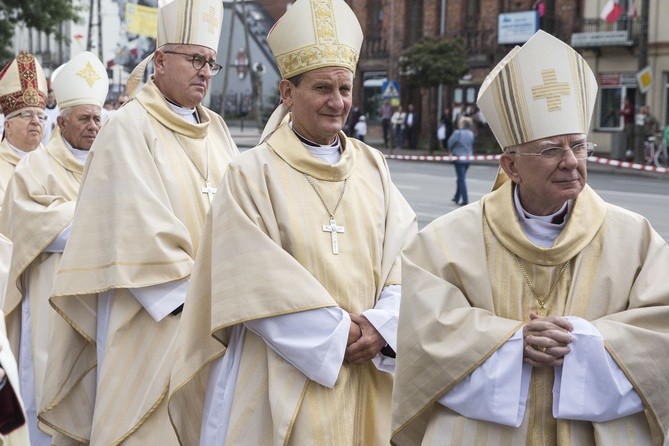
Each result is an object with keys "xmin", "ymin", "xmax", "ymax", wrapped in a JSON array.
[
  {"xmin": 168, "ymin": 0, "xmax": 416, "ymax": 444},
  {"xmin": 0, "ymin": 51, "xmax": 108, "ymax": 446},
  {"xmin": 41, "ymin": 0, "xmax": 238, "ymax": 444},
  {"xmin": 391, "ymin": 30, "xmax": 669, "ymax": 446},
  {"xmin": 0, "ymin": 52, "xmax": 48, "ymax": 211}
]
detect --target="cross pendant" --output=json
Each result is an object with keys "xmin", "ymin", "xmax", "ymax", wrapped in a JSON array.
[
  {"xmin": 537, "ymin": 303, "xmax": 547, "ymax": 317},
  {"xmin": 322, "ymin": 216, "xmax": 345, "ymax": 255},
  {"xmin": 201, "ymin": 182, "xmax": 217, "ymax": 204}
]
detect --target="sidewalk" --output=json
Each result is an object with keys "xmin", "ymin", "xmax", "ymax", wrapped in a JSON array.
[{"xmin": 226, "ymin": 124, "xmax": 668, "ymax": 179}]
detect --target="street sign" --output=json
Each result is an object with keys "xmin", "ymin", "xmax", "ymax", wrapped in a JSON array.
[
  {"xmin": 381, "ymin": 80, "xmax": 400, "ymax": 99},
  {"xmin": 637, "ymin": 66, "xmax": 652, "ymax": 94}
]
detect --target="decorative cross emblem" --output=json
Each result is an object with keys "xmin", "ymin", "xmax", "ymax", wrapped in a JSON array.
[
  {"xmin": 77, "ymin": 61, "xmax": 102, "ymax": 88},
  {"xmin": 201, "ymin": 182, "xmax": 217, "ymax": 203},
  {"xmin": 203, "ymin": 6, "xmax": 220, "ymax": 34},
  {"xmin": 322, "ymin": 217, "xmax": 345, "ymax": 255},
  {"xmin": 531, "ymin": 69, "xmax": 571, "ymax": 112}
]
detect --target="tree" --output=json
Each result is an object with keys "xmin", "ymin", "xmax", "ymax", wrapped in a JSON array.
[
  {"xmin": 0, "ymin": 0, "xmax": 83, "ymax": 63},
  {"xmin": 400, "ymin": 37, "xmax": 469, "ymax": 152}
]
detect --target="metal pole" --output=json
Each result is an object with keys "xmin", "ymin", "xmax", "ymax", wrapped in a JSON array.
[
  {"xmin": 636, "ymin": 0, "xmax": 649, "ymax": 107},
  {"xmin": 97, "ymin": 0, "xmax": 103, "ymax": 61},
  {"xmin": 239, "ymin": 1, "xmax": 262, "ymax": 131},
  {"xmin": 221, "ymin": 0, "xmax": 238, "ymax": 118},
  {"xmin": 437, "ymin": 0, "xmax": 447, "ymax": 131},
  {"xmin": 86, "ymin": 0, "xmax": 94, "ymax": 52}
]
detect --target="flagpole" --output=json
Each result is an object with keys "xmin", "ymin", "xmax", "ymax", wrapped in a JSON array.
[{"xmin": 636, "ymin": 0, "xmax": 649, "ymax": 107}]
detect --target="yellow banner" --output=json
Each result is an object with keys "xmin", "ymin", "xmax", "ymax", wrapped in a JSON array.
[{"xmin": 125, "ymin": 3, "xmax": 158, "ymax": 38}]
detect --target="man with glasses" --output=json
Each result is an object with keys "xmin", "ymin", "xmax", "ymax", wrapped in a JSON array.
[
  {"xmin": 0, "ymin": 52, "xmax": 48, "ymax": 213},
  {"xmin": 393, "ymin": 31, "xmax": 669, "ymax": 445},
  {"xmin": 44, "ymin": 0, "xmax": 237, "ymax": 444}
]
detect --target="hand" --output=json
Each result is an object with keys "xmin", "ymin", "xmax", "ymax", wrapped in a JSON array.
[
  {"xmin": 523, "ymin": 312, "xmax": 573, "ymax": 368},
  {"xmin": 345, "ymin": 314, "xmax": 386, "ymax": 364},
  {"xmin": 347, "ymin": 319, "xmax": 362, "ymax": 346}
]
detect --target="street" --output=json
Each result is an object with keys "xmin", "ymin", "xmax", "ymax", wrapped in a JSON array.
[{"xmin": 388, "ymin": 159, "xmax": 669, "ymax": 241}]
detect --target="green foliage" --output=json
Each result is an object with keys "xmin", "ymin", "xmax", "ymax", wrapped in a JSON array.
[
  {"xmin": 0, "ymin": 0, "xmax": 83, "ymax": 63},
  {"xmin": 401, "ymin": 37, "xmax": 469, "ymax": 88}
]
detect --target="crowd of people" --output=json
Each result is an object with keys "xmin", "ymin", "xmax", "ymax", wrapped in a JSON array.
[{"xmin": 0, "ymin": 1, "xmax": 667, "ymax": 446}]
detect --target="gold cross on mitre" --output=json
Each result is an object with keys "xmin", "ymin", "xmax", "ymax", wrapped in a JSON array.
[
  {"xmin": 531, "ymin": 69, "xmax": 571, "ymax": 112},
  {"xmin": 76, "ymin": 62, "xmax": 102, "ymax": 88},
  {"xmin": 203, "ymin": 6, "xmax": 220, "ymax": 34}
]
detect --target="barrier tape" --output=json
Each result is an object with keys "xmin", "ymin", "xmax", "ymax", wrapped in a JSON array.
[{"xmin": 384, "ymin": 153, "xmax": 668, "ymax": 174}]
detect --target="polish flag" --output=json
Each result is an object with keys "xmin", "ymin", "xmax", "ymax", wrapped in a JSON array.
[{"xmin": 601, "ymin": 0, "xmax": 623, "ymax": 23}]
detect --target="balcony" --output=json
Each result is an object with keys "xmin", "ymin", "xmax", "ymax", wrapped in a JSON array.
[
  {"xmin": 571, "ymin": 17, "xmax": 638, "ymax": 48},
  {"xmin": 448, "ymin": 27, "xmax": 498, "ymax": 68},
  {"xmin": 362, "ymin": 35, "xmax": 389, "ymax": 60}
]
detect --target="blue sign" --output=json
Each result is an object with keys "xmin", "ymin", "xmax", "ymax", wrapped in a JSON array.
[{"xmin": 381, "ymin": 80, "xmax": 400, "ymax": 99}]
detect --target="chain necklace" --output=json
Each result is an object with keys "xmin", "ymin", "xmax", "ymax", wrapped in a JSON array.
[
  {"xmin": 304, "ymin": 174, "xmax": 347, "ymax": 255},
  {"xmin": 173, "ymin": 133, "xmax": 217, "ymax": 203},
  {"xmin": 512, "ymin": 254, "xmax": 571, "ymax": 316}
]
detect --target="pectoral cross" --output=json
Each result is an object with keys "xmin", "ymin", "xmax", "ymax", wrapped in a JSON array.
[
  {"xmin": 201, "ymin": 182, "xmax": 217, "ymax": 203},
  {"xmin": 322, "ymin": 216, "xmax": 345, "ymax": 255}
]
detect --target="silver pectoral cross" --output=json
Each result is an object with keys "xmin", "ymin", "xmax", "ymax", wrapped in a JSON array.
[
  {"xmin": 322, "ymin": 216, "xmax": 345, "ymax": 255},
  {"xmin": 201, "ymin": 182, "xmax": 217, "ymax": 203}
]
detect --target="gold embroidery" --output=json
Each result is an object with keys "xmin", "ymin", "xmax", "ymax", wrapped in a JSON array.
[
  {"xmin": 202, "ymin": 5, "xmax": 219, "ymax": 34},
  {"xmin": 76, "ymin": 61, "xmax": 102, "ymax": 88},
  {"xmin": 532, "ymin": 69, "xmax": 571, "ymax": 112}
]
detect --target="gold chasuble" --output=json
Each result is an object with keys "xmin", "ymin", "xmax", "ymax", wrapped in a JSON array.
[
  {"xmin": 392, "ymin": 180, "xmax": 669, "ymax": 446},
  {"xmin": 0, "ymin": 132, "xmax": 85, "ymax": 441},
  {"xmin": 39, "ymin": 78, "xmax": 238, "ymax": 445},
  {"xmin": 168, "ymin": 122, "xmax": 416, "ymax": 445}
]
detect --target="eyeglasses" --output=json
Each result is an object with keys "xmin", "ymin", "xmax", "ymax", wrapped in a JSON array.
[
  {"xmin": 162, "ymin": 51, "xmax": 222, "ymax": 75},
  {"xmin": 509, "ymin": 142, "xmax": 596, "ymax": 160},
  {"xmin": 9, "ymin": 111, "xmax": 48, "ymax": 122}
]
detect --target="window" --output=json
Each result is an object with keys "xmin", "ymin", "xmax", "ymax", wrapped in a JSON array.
[{"xmin": 598, "ymin": 87, "xmax": 623, "ymax": 130}]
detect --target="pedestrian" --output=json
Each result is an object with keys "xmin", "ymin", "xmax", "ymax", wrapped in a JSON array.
[
  {"xmin": 41, "ymin": 0, "xmax": 238, "ymax": 443},
  {"xmin": 354, "ymin": 114, "xmax": 368, "ymax": 142},
  {"xmin": 634, "ymin": 104, "xmax": 660, "ymax": 164},
  {"xmin": 0, "ymin": 52, "xmax": 109, "ymax": 446},
  {"xmin": 41, "ymin": 89, "xmax": 59, "ymax": 145},
  {"xmin": 392, "ymin": 30, "xmax": 669, "ymax": 446},
  {"xmin": 0, "ymin": 52, "xmax": 48, "ymax": 214},
  {"xmin": 380, "ymin": 99, "xmax": 393, "ymax": 148},
  {"xmin": 405, "ymin": 103, "xmax": 419, "ymax": 149},
  {"xmin": 620, "ymin": 97, "xmax": 634, "ymax": 158},
  {"xmin": 167, "ymin": 0, "xmax": 416, "ymax": 444},
  {"xmin": 391, "ymin": 105, "xmax": 406, "ymax": 150},
  {"xmin": 345, "ymin": 106, "xmax": 361, "ymax": 137},
  {"xmin": 448, "ymin": 116, "xmax": 475, "ymax": 206},
  {"xmin": 438, "ymin": 106, "xmax": 454, "ymax": 152}
]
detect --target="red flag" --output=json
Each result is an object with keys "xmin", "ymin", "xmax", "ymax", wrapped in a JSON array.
[{"xmin": 601, "ymin": 0, "xmax": 623, "ymax": 23}]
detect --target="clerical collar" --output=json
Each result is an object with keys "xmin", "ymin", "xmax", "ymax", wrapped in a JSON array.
[
  {"xmin": 61, "ymin": 136, "xmax": 90, "ymax": 165},
  {"xmin": 513, "ymin": 185, "xmax": 571, "ymax": 248},
  {"xmin": 166, "ymin": 98, "xmax": 199, "ymax": 124},
  {"xmin": 290, "ymin": 124, "xmax": 342, "ymax": 164},
  {"xmin": 8, "ymin": 142, "xmax": 29, "ymax": 159}
]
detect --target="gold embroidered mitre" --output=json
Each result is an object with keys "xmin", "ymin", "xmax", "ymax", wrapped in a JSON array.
[
  {"xmin": 52, "ymin": 51, "xmax": 109, "ymax": 109},
  {"xmin": 267, "ymin": 0, "xmax": 363, "ymax": 79},
  {"xmin": 157, "ymin": 0, "xmax": 223, "ymax": 51},
  {"xmin": 0, "ymin": 51, "xmax": 47, "ymax": 116},
  {"xmin": 477, "ymin": 30, "xmax": 597, "ymax": 149}
]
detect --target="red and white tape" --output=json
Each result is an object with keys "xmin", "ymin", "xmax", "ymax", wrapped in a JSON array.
[{"xmin": 384, "ymin": 153, "xmax": 668, "ymax": 174}]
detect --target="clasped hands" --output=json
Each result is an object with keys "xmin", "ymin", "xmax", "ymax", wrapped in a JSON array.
[
  {"xmin": 523, "ymin": 312, "xmax": 574, "ymax": 368},
  {"xmin": 345, "ymin": 313, "xmax": 386, "ymax": 364}
]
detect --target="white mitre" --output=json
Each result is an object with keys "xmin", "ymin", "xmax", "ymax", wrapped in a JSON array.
[
  {"xmin": 127, "ymin": 0, "xmax": 224, "ymax": 95},
  {"xmin": 267, "ymin": 0, "xmax": 363, "ymax": 79},
  {"xmin": 157, "ymin": 0, "xmax": 223, "ymax": 51},
  {"xmin": 477, "ymin": 30, "xmax": 598, "ymax": 150},
  {"xmin": 52, "ymin": 51, "xmax": 109, "ymax": 109}
]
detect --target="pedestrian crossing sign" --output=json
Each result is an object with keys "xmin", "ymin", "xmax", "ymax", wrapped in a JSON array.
[{"xmin": 381, "ymin": 80, "xmax": 400, "ymax": 99}]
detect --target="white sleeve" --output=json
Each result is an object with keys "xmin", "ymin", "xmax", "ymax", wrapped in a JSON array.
[
  {"xmin": 553, "ymin": 316, "xmax": 643, "ymax": 422},
  {"xmin": 438, "ymin": 328, "xmax": 532, "ymax": 427},
  {"xmin": 362, "ymin": 284, "xmax": 400, "ymax": 373},
  {"xmin": 129, "ymin": 279, "xmax": 188, "ymax": 322},
  {"xmin": 244, "ymin": 307, "xmax": 350, "ymax": 388},
  {"xmin": 43, "ymin": 224, "xmax": 72, "ymax": 253}
]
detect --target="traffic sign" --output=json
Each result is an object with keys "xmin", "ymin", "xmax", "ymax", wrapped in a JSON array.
[{"xmin": 381, "ymin": 80, "xmax": 400, "ymax": 99}]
